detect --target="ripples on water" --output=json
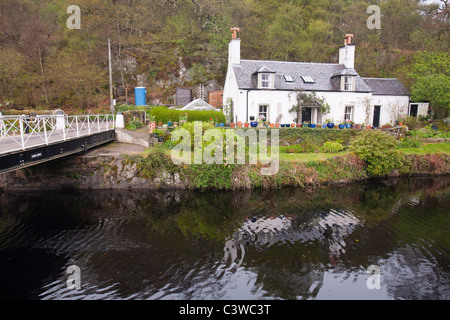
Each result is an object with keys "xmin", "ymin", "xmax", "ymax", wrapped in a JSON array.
[{"xmin": 0, "ymin": 177, "xmax": 448, "ymax": 300}]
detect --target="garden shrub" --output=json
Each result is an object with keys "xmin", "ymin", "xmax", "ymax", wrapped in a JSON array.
[
  {"xmin": 320, "ymin": 141, "xmax": 344, "ymax": 153},
  {"xmin": 397, "ymin": 136, "xmax": 422, "ymax": 148},
  {"xmin": 350, "ymin": 130, "xmax": 403, "ymax": 176},
  {"xmin": 150, "ymin": 106, "xmax": 226, "ymax": 124},
  {"xmin": 125, "ymin": 118, "xmax": 143, "ymax": 130}
]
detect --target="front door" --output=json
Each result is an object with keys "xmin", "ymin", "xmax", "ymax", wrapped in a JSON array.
[
  {"xmin": 302, "ymin": 107, "xmax": 312, "ymax": 123},
  {"xmin": 373, "ymin": 106, "xmax": 381, "ymax": 127},
  {"xmin": 410, "ymin": 104, "xmax": 418, "ymax": 117}
]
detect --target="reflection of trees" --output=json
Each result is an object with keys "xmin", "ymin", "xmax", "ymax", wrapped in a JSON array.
[{"xmin": 1, "ymin": 176, "xmax": 448, "ymax": 299}]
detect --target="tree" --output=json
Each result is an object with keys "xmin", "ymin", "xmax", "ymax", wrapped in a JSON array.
[{"xmin": 408, "ymin": 51, "xmax": 450, "ymax": 117}]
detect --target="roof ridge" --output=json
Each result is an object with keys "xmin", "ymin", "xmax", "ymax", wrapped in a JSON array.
[
  {"xmin": 240, "ymin": 59, "xmax": 340, "ymax": 66},
  {"xmin": 362, "ymin": 77, "xmax": 399, "ymax": 80}
]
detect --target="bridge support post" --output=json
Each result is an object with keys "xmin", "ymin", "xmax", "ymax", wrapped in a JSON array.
[{"xmin": 19, "ymin": 115, "xmax": 25, "ymax": 150}]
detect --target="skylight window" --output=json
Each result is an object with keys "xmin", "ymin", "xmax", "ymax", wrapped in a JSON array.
[
  {"xmin": 284, "ymin": 75, "xmax": 294, "ymax": 82},
  {"xmin": 301, "ymin": 76, "xmax": 315, "ymax": 83}
]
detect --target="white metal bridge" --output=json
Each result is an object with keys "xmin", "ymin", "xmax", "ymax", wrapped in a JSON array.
[{"xmin": 0, "ymin": 113, "xmax": 116, "ymax": 173}]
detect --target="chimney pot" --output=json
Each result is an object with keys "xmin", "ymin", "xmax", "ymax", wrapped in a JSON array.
[
  {"xmin": 230, "ymin": 27, "xmax": 240, "ymax": 40},
  {"xmin": 345, "ymin": 34, "xmax": 354, "ymax": 45}
]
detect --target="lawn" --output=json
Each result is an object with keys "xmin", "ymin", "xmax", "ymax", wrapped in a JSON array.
[
  {"xmin": 139, "ymin": 142, "xmax": 450, "ymax": 164},
  {"xmin": 400, "ymin": 142, "xmax": 450, "ymax": 155},
  {"xmin": 279, "ymin": 143, "xmax": 450, "ymax": 163}
]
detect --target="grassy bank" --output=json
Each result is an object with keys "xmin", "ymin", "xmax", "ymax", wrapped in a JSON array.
[{"xmin": 123, "ymin": 141, "xmax": 450, "ymax": 190}]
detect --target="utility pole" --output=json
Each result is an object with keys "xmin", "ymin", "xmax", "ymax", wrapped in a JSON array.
[{"xmin": 108, "ymin": 38, "xmax": 115, "ymax": 113}]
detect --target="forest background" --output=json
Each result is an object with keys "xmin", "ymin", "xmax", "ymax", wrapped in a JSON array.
[{"xmin": 0, "ymin": 0, "xmax": 448, "ymax": 115}]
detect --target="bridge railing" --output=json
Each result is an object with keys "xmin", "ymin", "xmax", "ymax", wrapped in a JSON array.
[{"xmin": 0, "ymin": 114, "xmax": 115, "ymax": 153}]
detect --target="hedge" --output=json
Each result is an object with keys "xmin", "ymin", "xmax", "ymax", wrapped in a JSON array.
[{"xmin": 149, "ymin": 106, "xmax": 226, "ymax": 124}]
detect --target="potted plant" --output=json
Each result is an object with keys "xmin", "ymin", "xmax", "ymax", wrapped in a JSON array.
[
  {"xmin": 230, "ymin": 123, "xmax": 236, "ymax": 128},
  {"xmin": 345, "ymin": 120, "xmax": 352, "ymax": 129},
  {"xmin": 326, "ymin": 119, "xmax": 334, "ymax": 129},
  {"xmin": 309, "ymin": 123, "xmax": 316, "ymax": 128},
  {"xmin": 173, "ymin": 121, "xmax": 178, "ymax": 127},
  {"xmin": 158, "ymin": 121, "xmax": 163, "ymax": 127},
  {"xmin": 244, "ymin": 122, "xmax": 250, "ymax": 127},
  {"xmin": 269, "ymin": 123, "xmax": 274, "ymax": 128},
  {"xmin": 237, "ymin": 121, "xmax": 243, "ymax": 127},
  {"xmin": 167, "ymin": 119, "xmax": 173, "ymax": 127},
  {"xmin": 381, "ymin": 123, "xmax": 392, "ymax": 130},
  {"xmin": 275, "ymin": 123, "xmax": 280, "ymax": 128},
  {"xmin": 354, "ymin": 123, "xmax": 362, "ymax": 129},
  {"xmin": 179, "ymin": 113, "xmax": 188, "ymax": 126},
  {"xmin": 302, "ymin": 121, "xmax": 309, "ymax": 128},
  {"xmin": 281, "ymin": 124, "xmax": 286, "ymax": 128},
  {"xmin": 398, "ymin": 118, "xmax": 404, "ymax": 126}
]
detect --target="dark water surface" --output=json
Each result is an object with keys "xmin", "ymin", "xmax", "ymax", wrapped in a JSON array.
[{"xmin": 0, "ymin": 177, "xmax": 449, "ymax": 300}]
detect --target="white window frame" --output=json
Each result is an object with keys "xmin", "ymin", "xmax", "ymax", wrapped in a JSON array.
[
  {"xmin": 259, "ymin": 73, "xmax": 273, "ymax": 89},
  {"xmin": 343, "ymin": 76, "xmax": 354, "ymax": 91},
  {"xmin": 344, "ymin": 106, "xmax": 353, "ymax": 121},
  {"xmin": 259, "ymin": 105, "xmax": 269, "ymax": 121}
]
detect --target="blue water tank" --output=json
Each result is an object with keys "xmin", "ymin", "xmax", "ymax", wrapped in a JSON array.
[{"xmin": 135, "ymin": 87, "xmax": 147, "ymax": 106}]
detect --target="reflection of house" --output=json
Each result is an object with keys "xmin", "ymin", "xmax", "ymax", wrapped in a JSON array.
[
  {"xmin": 223, "ymin": 211, "xmax": 361, "ymax": 269},
  {"xmin": 223, "ymin": 29, "xmax": 428, "ymax": 126}
]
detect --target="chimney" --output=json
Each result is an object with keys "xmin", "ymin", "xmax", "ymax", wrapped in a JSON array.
[
  {"xmin": 339, "ymin": 34, "xmax": 355, "ymax": 69},
  {"xmin": 228, "ymin": 27, "xmax": 240, "ymax": 65}
]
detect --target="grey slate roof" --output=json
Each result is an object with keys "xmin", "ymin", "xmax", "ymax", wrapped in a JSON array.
[
  {"xmin": 362, "ymin": 78, "xmax": 410, "ymax": 96},
  {"xmin": 233, "ymin": 59, "xmax": 372, "ymax": 92}
]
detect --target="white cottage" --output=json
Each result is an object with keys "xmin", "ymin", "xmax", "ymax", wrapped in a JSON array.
[{"xmin": 223, "ymin": 29, "xmax": 427, "ymax": 126}]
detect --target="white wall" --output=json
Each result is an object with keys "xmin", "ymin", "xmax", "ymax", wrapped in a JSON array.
[
  {"xmin": 223, "ymin": 68, "xmax": 411, "ymax": 126},
  {"xmin": 372, "ymin": 95, "xmax": 410, "ymax": 125},
  {"xmin": 229, "ymin": 89, "xmax": 375, "ymax": 125},
  {"xmin": 409, "ymin": 102, "xmax": 429, "ymax": 117}
]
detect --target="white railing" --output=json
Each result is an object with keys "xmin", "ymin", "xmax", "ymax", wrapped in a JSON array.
[{"xmin": 0, "ymin": 114, "xmax": 115, "ymax": 153}]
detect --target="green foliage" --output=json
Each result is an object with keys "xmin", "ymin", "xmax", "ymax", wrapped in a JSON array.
[
  {"xmin": 1, "ymin": 0, "xmax": 448, "ymax": 114},
  {"xmin": 397, "ymin": 136, "xmax": 422, "ymax": 149},
  {"xmin": 279, "ymin": 127, "xmax": 357, "ymax": 147},
  {"xmin": 408, "ymin": 125, "xmax": 450, "ymax": 139},
  {"xmin": 409, "ymin": 51, "xmax": 450, "ymax": 113},
  {"xmin": 123, "ymin": 146, "xmax": 178, "ymax": 180},
  {"xmin": 320, "ymin": 141, "xmax": 344, "ymax": 153},
  {"xmin": 350, "ymin": 130, "xmax": 403, "ymax": 176},
  {"xmin": 150, "ymin": 106, "xmax": 225, "ymax": 124},
  {"xmin": 186, "ymin": 164, "xmax": 235, "ymax": 190},
  {"xmin": 125, "ymin": 118, "xmax": 143, "ymax": 130}
]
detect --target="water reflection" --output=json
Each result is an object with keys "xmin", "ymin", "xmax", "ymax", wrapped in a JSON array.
[{"xmin": 0, "ymin": 177, "xmax": 448, "ymax": 300}]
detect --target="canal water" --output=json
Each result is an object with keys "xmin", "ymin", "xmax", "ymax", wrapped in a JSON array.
[{"xmin": 0, "ymin": 177, "xmax": 448, "ymax": 300}]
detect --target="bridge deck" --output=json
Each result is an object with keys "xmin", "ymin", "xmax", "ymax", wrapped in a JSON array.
[{"xmin": 0, "ymin": 114, "xmax": 116, "ymax": 174}]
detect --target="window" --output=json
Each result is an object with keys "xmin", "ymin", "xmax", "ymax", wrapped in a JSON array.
[
  {"xmin": 261, "ymin": 73, "xmax": 270, "ymax": 88},
  {"xmin": 344, "ymin": 106, "xmax": 353, "ymax": 121},
  {"xmin": 284, "ymin": 75, "xmax": 294, "ymax": 82},
  {"xmin": 344, "ymin": 76, "xmax": 353, "ymax": 91},
  {"xmin": 301, "ymin": 76, "xmax": 315, "ymax": 83},
  {"xmin": 259, "ymin": 105, "xmax": 268, "ymax": 121}
]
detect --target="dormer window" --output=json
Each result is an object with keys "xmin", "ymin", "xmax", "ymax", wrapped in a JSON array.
[
  {"xmin": 254, "ymin": 65, "xmax": 275, "ymax": 89},
  {"xmin": 257, "ymin": 73, "xmax": 275, "ymax": 89},
  {"xmin": 342, "ymin": 76, "xmax": 355, "ymax": 91},
  {"xmin": 261, "ymin": 73, "xmax": 271, "ymax": 88}
]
